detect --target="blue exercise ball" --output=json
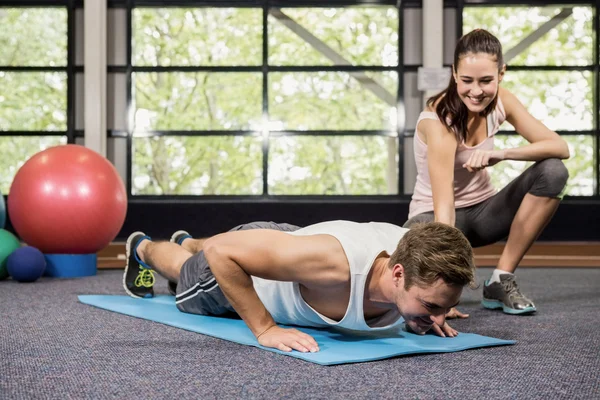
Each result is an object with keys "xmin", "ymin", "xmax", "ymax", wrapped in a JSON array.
[
  {"xmin": 0, "ymin": 190, "xmax": 5, "ymax": 229},
  {"xmin": 7, "ymin": 246, "xmax": 46, "ymax": 283}
]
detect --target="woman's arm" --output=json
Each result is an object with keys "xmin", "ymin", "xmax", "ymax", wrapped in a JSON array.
[
  {"xmin": 420, "ymin": 119, "xmax": 459, "ymax": 226},
  {"xmin": 500, "ymin": 87, "xmax": 570, "ymax": 161}
]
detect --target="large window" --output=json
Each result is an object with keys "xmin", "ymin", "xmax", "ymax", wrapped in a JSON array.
[
  {"xmin": 0, "ymin": 6, "xmax": 70, "ymax": 194},
  {"xmin": 130, "ymin": 5, "xmax": 400, "ymax": 196},
  {"xmin": 463, "ymin": 4, "xmax": 596, "ymax": 196},
  {"xmin": 2, "ymin": 2, "xmax": 599, "ymax": 201}
]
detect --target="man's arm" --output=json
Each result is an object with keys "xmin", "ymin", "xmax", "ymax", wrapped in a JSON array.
[{"xmin": 202, "ymin": 229, "xmax": 347, "ymax": 352}]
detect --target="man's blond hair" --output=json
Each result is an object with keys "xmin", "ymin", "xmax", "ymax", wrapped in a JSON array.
[{"xmin": 389, "ymin": 222, "xmax": 476, "ymax": 289}]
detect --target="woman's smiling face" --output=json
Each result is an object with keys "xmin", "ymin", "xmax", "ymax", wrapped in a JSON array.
[{"xmin": 453, "ymin": 52, "xmax": 505, "ymax": 114}]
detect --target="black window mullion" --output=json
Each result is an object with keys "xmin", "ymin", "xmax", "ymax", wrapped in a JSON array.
[
  {"xmin": 262, "ymin": 3, "xmax": 269, "ymax": 197},
  {"xmin": 126, "ymin": 0, "xmax": 133, "ymax": 198},
  {"xmin": 593, "ymin": 0, "xmax": 600, "ymax": 196},
  {"xmin": 67, "ymin": 0, "xmax": 75, "ymax": 144},
  {"xmin": 456, "ymin": 0, "xmax": 464, "ymax": 40},
  {"xmin": 0, "ymin": 0, "xmax": 69, "ymax": 5},
  {"xmin": 397, "ymin": 0, "xmax": 404, "ymax": 196},
  {"xmin": 0, "ymin": 131, "xmax": 67, "ymax": 137}
]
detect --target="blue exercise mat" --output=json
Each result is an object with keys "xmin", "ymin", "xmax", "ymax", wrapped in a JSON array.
[{"xmin": 78, "ymin": 295, "xmax": 515, "ymax": 366}]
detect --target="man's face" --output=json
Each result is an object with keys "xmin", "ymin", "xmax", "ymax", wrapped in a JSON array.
[{"xmin": 395, "ymin": 277, "xmax": 463, "ymax": 335}]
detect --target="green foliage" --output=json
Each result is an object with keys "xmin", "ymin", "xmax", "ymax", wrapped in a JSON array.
[
  {"xmin": 133, "ymin": 136, "xmax": 262, "ymax": 195},
  {"xmin": 0, "ymin": 137, "xmax": 67, "ymax": 193},
  {"xmin": 502, "ymin": 71, "xmax": 593, "ymax": 131},
  {"xmin": 268, "ymin": 7, "xmax": 398, "ymax": 66},
  {"xmin": 134, "ymin": 72, "xmax": 262, "ymax": 130},
  {"xmin": 0, "ymin": 72, "xmax": 67, "ymax": 131},
  {"xmin": 269, "ymin": 136, "xmax": 397, "ymax": 194},
  {"xmin": 269, "ymin": 71, "xmax": 397, "ymax": 130},
  {"xmin": 133, "ymin": 8, "xmax": 263, "ymax": 66},
  {"xmin": 463, "ymin": 6, "xmax": 593, "ymax": 66},
  {"xmin": 0, "ymin": 8, "xmax": 67, "ymax": 66}
]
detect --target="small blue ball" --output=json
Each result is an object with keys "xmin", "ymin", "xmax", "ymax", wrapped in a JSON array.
[{"xmin": 7, "ymin": 246, "xmax": 46, "ymax": 283}]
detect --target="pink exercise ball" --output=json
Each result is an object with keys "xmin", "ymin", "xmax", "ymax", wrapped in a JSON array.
[{"xmin": 8, "ymin": 144, "xmax": 127, "ymax": 254}]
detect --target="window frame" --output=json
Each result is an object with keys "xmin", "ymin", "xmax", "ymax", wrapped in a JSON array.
[
  {"xmin": 0, "ymin": 1, "xmax": 76, "ymax": 142},
  {"xmin": 119, "ymin": 0, "xmax": 405, "ymax": 199},
  {"xmin": 457, "ymin": 0, "xmax": 599, "ymax": 198}
]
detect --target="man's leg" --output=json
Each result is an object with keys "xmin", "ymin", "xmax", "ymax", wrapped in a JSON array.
[
  {"xmin": 170, "ymin": 230, "xmax": 208, "ymax": 253},
  {"xmin": 167, "ymin": 222, "xmax": 302, "ymax": 296},
  {"xmin": 123, "ymin": 232, "xmax": 193, "ymax": 299},
  {"xmin": 136, "ymin": 239, "xmax": 192, "ymax": 283},
  {"xmin": 180, "ymin": 237, "xmax": 208, "ymax": 254},
  {"xmin": 171, "ymin": 222, "xmax": 301, "ymax": 254}
]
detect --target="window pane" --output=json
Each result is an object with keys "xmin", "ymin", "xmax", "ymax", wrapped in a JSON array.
[
  {"xmin": 269, "ymin": 7, "xmax": 398, "ymax": 66},
  {"xmin": 133, "ymin": 136, "xmax": 263, "ymax": 195},
  {"xmin": 0, "ymin": 8, "xmax": 67, "ymax": 66},
  {"xmin": 268, "ymin": 136, "xmax": 398, "ymax": 195},
  {"xmin": 133, "ymin": 72, "xmax": 262, "ymax": 130},
  {"xmin": 490, "ymin": 135, "xmax": 594, "ymax": 196},
  {"xmin": 0, "ymin": 72, "xmax": 67, "ymax": 131},
  {"xmin": 269, "ymin": 71, "xmax": 397, "ymax": 130},
  {"xmin": 0, "ymin": 137, "xmax": 67, "ymax": 193},
  {"xmin": 133, "ymin": 8, "xmax": 262, "ymax": 66},
  {"xmin": 463, "ymin": 6, "xmax": 593, "ymax": 66},
  {"xmin": 500, "ymin": 71, "xmax": 593, "ymax": 131}
]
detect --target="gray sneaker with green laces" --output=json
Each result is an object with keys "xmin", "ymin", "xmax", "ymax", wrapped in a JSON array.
[{"xmin": 482, "ymin": 274, "xmax": 536, "ymax": 315}]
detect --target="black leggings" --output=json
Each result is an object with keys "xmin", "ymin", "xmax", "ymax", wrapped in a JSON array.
[{"xmin": 403, "ymin": 158, "xmax": 569, "ymax": 247}]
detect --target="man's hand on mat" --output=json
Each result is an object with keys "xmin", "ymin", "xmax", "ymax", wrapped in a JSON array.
[
  {"xmin": 257, "ymin": 325, "xmax": 319, "ymax": 353},
  {"xmin": 430, "ymin": 321, "xmax": 458, "ymax": 338},
  {"xmin": 446, "ymin": 307, "xmax": 469, "ymax": 319}
]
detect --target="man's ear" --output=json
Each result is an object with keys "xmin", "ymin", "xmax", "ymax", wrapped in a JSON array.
[{"xmin": 392, "ymin": 263, "xmax": 404, "ymax": 286}]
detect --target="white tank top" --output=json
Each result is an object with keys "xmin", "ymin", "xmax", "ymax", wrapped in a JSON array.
[{"xmin": 251, "ymin": 220, "xmax": 407, "ymax": 332}]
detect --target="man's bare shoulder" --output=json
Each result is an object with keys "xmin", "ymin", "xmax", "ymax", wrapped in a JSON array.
[{"xmin": 208, "ymin": 229, "xmax": 350, "ymax": 286}]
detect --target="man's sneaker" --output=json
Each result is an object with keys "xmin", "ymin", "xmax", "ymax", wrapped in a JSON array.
[
  {"xmin": 167, "ymin": 230, "xmax": 192, "ymax": 296},
  {"xmin": 170, "ymin": 230, "xmax": 192, "ymax": 246},
  {"xmin": 167, "ymin": 281, "xmax": 177, "ymax": 296},
  {"xmin": 123, "ymin": 231, "xmax": 155, "ymax": 299},
  {"xmin": 482, "ymin": 274, "xmax": 536, "ymax": 315}
]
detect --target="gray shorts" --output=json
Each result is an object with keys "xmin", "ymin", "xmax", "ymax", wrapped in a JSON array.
[{"xmin": 175, "ymin": 221, "xmax": 301, "ymax": 316}]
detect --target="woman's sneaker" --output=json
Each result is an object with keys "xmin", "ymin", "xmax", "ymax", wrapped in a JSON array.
[
  {"xmin": 123, "ymin": 231, "xmax": 155, "ymax": 299},
  {"xmin": 482, "ymin": 274, "xmax": 536, "ymax": 315}
]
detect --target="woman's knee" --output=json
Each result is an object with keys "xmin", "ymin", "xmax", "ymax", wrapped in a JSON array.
[{"xmin": 530, "ymin": 158, "xmax": 569, "ymax": 198}]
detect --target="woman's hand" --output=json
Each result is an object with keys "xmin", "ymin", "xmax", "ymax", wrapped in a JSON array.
[{"xmin": 463, "ymin": 149, "xmax": 505, "ymax": 172}]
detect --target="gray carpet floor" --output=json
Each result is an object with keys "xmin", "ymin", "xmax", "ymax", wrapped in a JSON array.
[{"xmin": 1, "ymin": 268, "xmax": 599, "ymax": 400}]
